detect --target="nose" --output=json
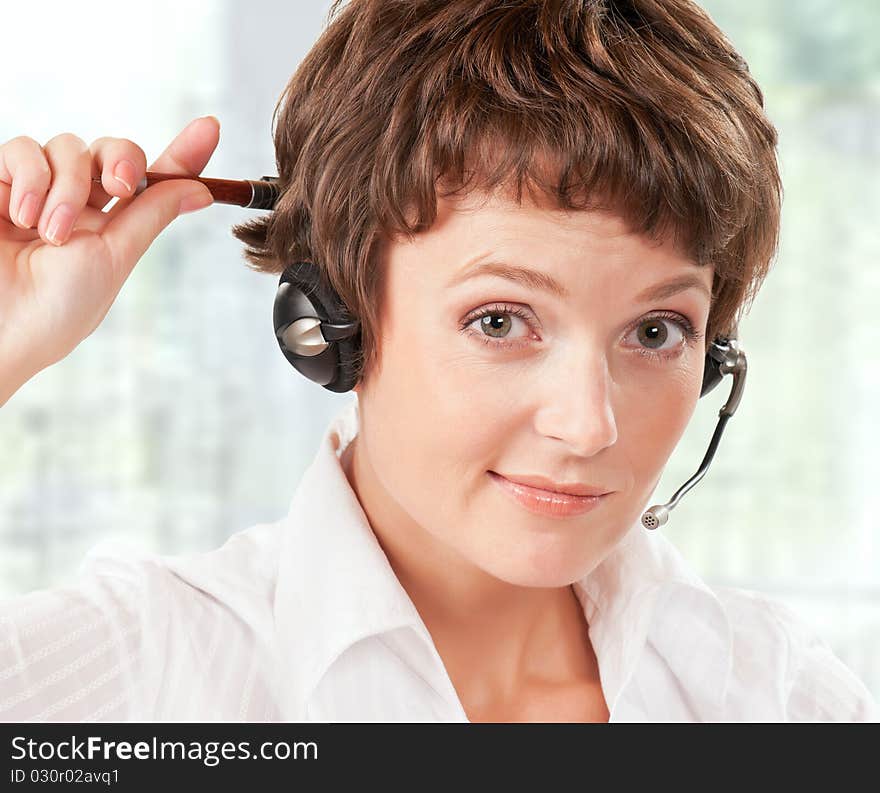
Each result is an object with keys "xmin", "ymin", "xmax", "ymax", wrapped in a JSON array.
[{"xmin": 533, "ymin": 346, "xmax": 618, "ymax": 457}]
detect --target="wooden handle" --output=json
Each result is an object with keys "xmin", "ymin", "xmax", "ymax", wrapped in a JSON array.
[{"xmin": 91, "ymin": 171, "xmax": 279, "ymax": 209}]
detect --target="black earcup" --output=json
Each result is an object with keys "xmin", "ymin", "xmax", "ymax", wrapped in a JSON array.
[
  {"xmin": 700, "ymin": 336, "xmax": 733, "ymax": 398},
  {"xmin": 273, "ymin": 261, "xmax": 361, "ymax": 393}
]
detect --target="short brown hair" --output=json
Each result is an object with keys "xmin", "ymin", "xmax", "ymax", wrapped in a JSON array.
[{"xmin": 231, "ymin": 0, "xmax": 782, "ymax": 389}]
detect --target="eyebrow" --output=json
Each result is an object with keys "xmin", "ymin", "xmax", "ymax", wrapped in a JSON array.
[{"xmin": 447, "ymin": 258, "xmax": 712, "ymax": 303}]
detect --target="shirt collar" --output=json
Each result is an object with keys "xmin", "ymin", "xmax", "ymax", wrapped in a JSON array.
[
  {"xmin": 274, "ymin": 398, "xmax": 733, "ymax": 720},
  {"xmin": 572, "ymin": 511, "xmax": 734, "ymax": 719},
  {"xmin": 273, "ymin": 399, "xmax": 428, "ymax": 717}
]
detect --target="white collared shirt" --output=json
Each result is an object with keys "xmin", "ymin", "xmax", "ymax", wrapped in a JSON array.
[{"xmin": 1, "ymin": 398, "xmax": 876, "ymax": 722}]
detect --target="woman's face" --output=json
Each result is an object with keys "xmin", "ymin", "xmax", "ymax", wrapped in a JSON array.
[{"xmin": 352, "ymin": 189, "xmax": 714, "ymax": 588}]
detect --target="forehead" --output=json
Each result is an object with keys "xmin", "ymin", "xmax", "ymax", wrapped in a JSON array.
[
  {"xmin": 400, "ymin": 188, "xmax": 707, "ymax": 285},
  {"xmin": 434, "ymin": 188, "xmax": 632, "ymax": 241}
]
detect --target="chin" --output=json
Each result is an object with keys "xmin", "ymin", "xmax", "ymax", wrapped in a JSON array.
[{"xmin": 475, "ymin": 545, "xmax": 594, "ymax": 589}]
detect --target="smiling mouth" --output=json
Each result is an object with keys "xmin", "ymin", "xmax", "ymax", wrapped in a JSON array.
[
  {"xmin": 487, "ymin": 471, "xmax": 610, "ymax": 519},
  {"xmin": 488, "ymin": 471, "xmax": 611, "ymax": 497}
]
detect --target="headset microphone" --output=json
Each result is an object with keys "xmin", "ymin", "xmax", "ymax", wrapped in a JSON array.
[{"xmin": 640, "ymin": 333, "xmax": 747, "ymax": 530}]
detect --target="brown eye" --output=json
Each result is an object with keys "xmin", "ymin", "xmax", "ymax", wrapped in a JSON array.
[
  {"xmin": 625, "ymin": 312, "xmax": 701, "ymax": 364},
  {"xmin": 637, "ymin": 318, "xmax": 670, "ymax": 350},
  {"xmin": 480, "ymin": 313, "xmax": 512, "ymax": 338},
  {"xmin": 461, "ymin": 303, "xmax": 537, "ymax": 350}
]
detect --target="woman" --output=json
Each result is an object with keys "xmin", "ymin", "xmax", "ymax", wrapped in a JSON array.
[{"xmin": 0, "ymin": 0, "xmax": 875, "ymax": 722}]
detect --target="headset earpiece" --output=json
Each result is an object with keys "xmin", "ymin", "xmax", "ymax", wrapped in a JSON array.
[
  {"xmin": 700, "ymin": 333, "xmax": 745, "ymax": 404},
  {"xmin": 701, "ymin": 338, "xmax": 729, "ymax": 397},
  {"xmin": 273, "ymin": 261, "xmax": 361, "ymax": 393}
]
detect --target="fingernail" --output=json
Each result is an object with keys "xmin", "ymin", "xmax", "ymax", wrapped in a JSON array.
[
  {"xmin": 186, "ymin": 115, "xmax": 217, "ymax": 130},
  {"xmin": 46, "ymin": 203, "xmax": 75, "ymax": 245},
  {"xmin": 179, "ymin": 190, "xmax": 213, "ymax": 214},
  {"xmin": 16, "ymin": 192, "xmax": 40, "ymax": 227},
  {"xmin": 113, "ymin": 159, "xmax": 137, "ymax": 193}
]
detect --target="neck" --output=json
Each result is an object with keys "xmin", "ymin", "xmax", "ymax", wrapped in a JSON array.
[{"xmin": 340, "ymin": 434, "xmax": 600, "ymax": 705}]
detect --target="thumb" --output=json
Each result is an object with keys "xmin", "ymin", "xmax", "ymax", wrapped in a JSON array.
[
  {"xmin": 100, "ymin": 180, "xmax": 214, "ymax": 283},
  {"xmin": 178, "ymin": 184, "xmax": 215, "ymax": 214}
]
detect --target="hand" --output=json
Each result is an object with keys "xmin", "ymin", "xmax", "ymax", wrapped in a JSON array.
[{"xmin": 0, "ymin": 116, "xmax": 218, "ymax": 401}]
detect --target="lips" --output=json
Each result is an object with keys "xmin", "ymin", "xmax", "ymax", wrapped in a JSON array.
[
  {"xmin": 490, "ymin": 472, "xmax": 611, "ymax": 497},
  {"xmin": 487, "ymin": 471, "xmax": 611, "ymax": 519}
]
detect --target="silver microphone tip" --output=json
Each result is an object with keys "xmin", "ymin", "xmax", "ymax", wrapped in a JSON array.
[{"xmin": 641, "ymin": 504, "xmax": 670, "ymax": 530}]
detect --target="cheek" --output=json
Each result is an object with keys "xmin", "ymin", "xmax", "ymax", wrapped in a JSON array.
[
  {"xmin": 618, "ymin": 366, "xmax": 700, "ymax": 482},
  {"xmin": 363, "ymin": 330, "xmax": 502, "ymax": 502},
  {"xmin": 382, "ymin": 311, "xmax": 521, "ymax": 453}
]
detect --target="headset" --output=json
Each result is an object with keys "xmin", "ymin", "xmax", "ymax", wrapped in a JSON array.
[{"xmin": 267, "ymin": 182, "xmax": 747, "ymax": 531}]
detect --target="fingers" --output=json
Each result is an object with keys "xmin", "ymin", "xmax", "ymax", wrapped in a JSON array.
[
  {"xmin": 87, "ymin": 136, "xmax": 148, "ymax": 210},
  {"xmin": 103, "ymin": 116, "xmax": 219, "ymax": 221},
  {"xmin": 100, "ymin": 117, "xmax": 219, "ymax": 280},
  {"xmin": 0, "ymin": 132, "xmax": 151, "ymax": 246},
  {"xmin": 0, "ymin": 133, "xmax": 93, "ymax": 246},
  {"xmin": 148, "ymin": 116, "xmax": 220, "ymax": 180},
  {"xmin": 32, "ymin": 133, "xmax": 96, "ymax": 245},
  {"xmin": 0, "ymin": 117, "xmax": 219, "ymax": 284},
  {"xmin": 0, "ymin": 135, "xmax": 52, "ymax": 230}
]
